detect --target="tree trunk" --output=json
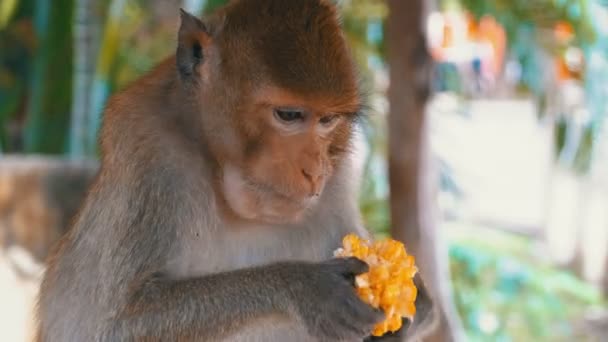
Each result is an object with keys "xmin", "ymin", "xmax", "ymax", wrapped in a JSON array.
[{"xmin": 386, "ymin": 1, "xmax": 464, "ymax": 340}]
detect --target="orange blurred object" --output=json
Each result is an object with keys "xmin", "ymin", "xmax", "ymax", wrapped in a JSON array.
[
  {"xmin": 554, "ymin": 21, "xmax": 575, "ymax": 43},
  {"xmin": 334, "ymin": 234, "xmax": 418, "ymax": 337}
]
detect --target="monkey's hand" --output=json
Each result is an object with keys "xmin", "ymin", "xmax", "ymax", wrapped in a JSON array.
[{"xmin": 281, "ymin": 257, "xmax": 385, "ymax": 341}]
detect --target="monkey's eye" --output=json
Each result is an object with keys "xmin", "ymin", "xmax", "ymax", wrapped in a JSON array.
[
  {"xmin": 274, "ymin": 109, "xmax": 304, "ymax": 123},
  {"xmin": 319, "ymin": 115, "xmax": 338, "ymax": 126}
]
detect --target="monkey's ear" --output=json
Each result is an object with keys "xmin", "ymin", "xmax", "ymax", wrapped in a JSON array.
[{"xmin": 177, "ymin": 9, "xmax": 211, "ymax": 79}]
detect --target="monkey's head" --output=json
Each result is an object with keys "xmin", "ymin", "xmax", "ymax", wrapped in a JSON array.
[{"xmin": 176, "ymin": 0, "xmax": 361, "ymax": 224}]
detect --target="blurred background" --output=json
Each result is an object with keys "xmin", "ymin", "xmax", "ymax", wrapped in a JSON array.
[{"xmin": 1, "ymin": 0, "xmax": 607, "ymax": 341}]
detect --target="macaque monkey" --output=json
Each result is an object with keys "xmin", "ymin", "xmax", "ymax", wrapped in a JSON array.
[{"xmin": 36, "ymin": 1, "xmax": 432, "ymax": 341}]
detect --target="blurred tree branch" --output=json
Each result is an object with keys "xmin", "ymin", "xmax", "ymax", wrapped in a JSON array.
[{"xmin": 386, "ymin": 0, "xmax": 465, "ymax": 340}]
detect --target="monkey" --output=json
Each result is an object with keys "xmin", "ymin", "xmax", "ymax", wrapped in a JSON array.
[{"xmin": 36, "ymin": 1, "xmax": 432, "ymax": 341}]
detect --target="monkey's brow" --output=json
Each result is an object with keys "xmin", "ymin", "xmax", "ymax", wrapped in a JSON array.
[
  {"xmin": 330, "ymin": 103, "xmax": 366, "ymax": 116},
  {"xmin": 257, "ymin": 101, "xmax": 309, "ymax": 110},
  {"xmin": 327, "ymin": 111, "xmax": 359, "ymax": 117}
]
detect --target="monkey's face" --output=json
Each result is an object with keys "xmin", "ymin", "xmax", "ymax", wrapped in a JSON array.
[
  {"xmin": 219, "ymin": 87, "xmax": 359, "ymax": 225},
  {"xmin": 178, "ymin": 0, "xmax": 362, "ymax": 224}
]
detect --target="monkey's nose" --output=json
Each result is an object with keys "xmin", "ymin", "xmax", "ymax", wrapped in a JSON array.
[{"xmin": 301, "ymin": 168, "xmax": 323, "ymax": 196}]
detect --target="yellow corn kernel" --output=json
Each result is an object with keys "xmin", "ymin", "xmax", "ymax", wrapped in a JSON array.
[
  {"xmin": 387, "ymin": 314, "xmax": 402, "ymax": 331},
  {"xmin": 372, "ymin": 321, "xmax": 388, "ymax": 337},
  {"xmin": 380, "ymin": 283, "xmax": 400, "ymax": 307},
  {"xmin": 355, "ymin": 273, "xmax": 371, "ymax": 288},
  {"xmin": 334, "ymin": 234, "xmax": 418, "ymax": 337},
  {"xmin": 369, "ymin": 264, "xmax": 390, "ymax": 282}
]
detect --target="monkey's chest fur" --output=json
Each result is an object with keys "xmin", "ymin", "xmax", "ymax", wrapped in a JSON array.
[
  {"xmin": 167, "ymin": 220, "xmax": 345, "ymax": 275},
  {"xmin": 165, "ymin": 218, "xmax": 360, "ymax": 342}
]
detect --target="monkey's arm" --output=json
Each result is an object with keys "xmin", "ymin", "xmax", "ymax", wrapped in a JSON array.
[{"xmin": 113, "ymin": 264, "xmax": 292, "ymax": 340}]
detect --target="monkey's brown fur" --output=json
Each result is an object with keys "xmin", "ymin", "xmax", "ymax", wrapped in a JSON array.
[{"xmin": 36, "ymin": 1, "xmax": 432, "ymax": 341}]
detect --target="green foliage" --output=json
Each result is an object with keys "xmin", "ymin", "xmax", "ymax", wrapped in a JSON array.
[
  {"xmin": 0, "ymin": 0, "xmax": 75, "ymax": 153},
  {"xmin": 572, "ymin": 124, "xmax": 595, "ymax": 173},
  {"xmin": 204, "ymin": 0, "xmax": 228, "ymax": 13},
  {"xmin": 448, "ymin": 227, "xmax": 606, "ymax": 341},
  {"xmin": 0, "ymin": 0, "xmax": 33, "ymax": 151},
  {"xmin": 83, "ymin": 0, "xmax": 127, "ymax": 157},
  {"xmin": 23, "ymin": 0, "xmax": 73, "ymax": 154},
  {"xmin": 112, "ymin": 2, "xmax": 166, "ymax": 89},
  {"xmin": 359, "ymin": 153, "xmax": 390, "ymax": 237},
  {"xmin": 455, "ymin": 0, "xmax": 595, "ymax": 46},
  {"xmin": 339, "ymin": 0, "xmax": 387, "ymax": 76},
  {"xmin": 0, "ymin": 0, "xmax": 19, "ymax": 29}
]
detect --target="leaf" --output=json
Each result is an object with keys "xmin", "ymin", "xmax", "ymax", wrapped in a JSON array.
[{"xmin": 0, "ymin": 0, "xmax": 19, "ymax": 29}]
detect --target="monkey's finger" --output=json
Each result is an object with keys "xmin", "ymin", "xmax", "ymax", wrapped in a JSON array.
[
  {"xmin": 333, "ymin": 313, "xmax": 371, "ymax": 340},
  {"xmin": 323, "ymin": 257, "xmax": 361, "ymax": 269},
  {"xmin": 344, "ymin": 294, "xmax": 385, "ymax": 324},
  {"xmin": 338, "ymin": 257, "xmax": 369, "ymax": 275}
]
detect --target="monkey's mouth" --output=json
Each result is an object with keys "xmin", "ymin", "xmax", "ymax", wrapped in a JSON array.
[
  {"xmin": 245, "ymin": 178, "xmax": 310, "ymax": 204},
  {"xmin": 221, "ymin": 165, "xmax": 318, "ymax": 224},
  {"xmin": 244, "ymin": 177, "xmax": 318, "ymax": 210},
  {"xmin": 243, "ymin": 179, "xmax": 316, "ymax": 223}
]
